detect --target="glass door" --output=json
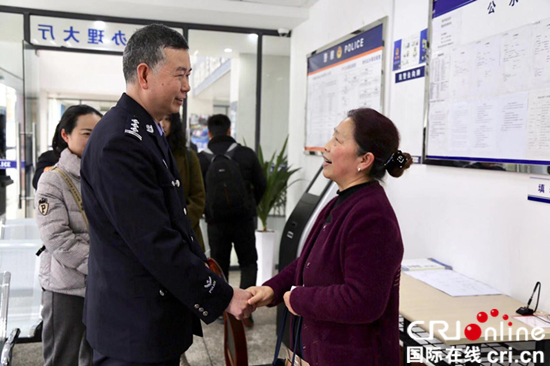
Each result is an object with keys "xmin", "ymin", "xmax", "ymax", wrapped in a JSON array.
[{"xmin": 21, "ymin": 41, "xmax": 40, "ymax": 218}]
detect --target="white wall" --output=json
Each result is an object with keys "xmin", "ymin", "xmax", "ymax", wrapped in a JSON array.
[
  {"xmin": 0, "ymin": 12, "xmax": 24, "ymax": 79},
  {"xmin": 37, "ymin": 51, "xmax": 124, "ymax": 100},
  {"xmin": 260, "ymin": 55, "xmax": 290, "ymax": 159},
  {"xmin": 235, "ymin": 53, "xmax": 257, "ymax": 146},
  {"xmin": 287, "ymin": 0, "xmax": 550, "ymax": 311},
  {"xmin": 34, "ymin": 50, "xmax": 124, "ymax": 155}
]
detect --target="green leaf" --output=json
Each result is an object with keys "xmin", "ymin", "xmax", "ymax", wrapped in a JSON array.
[{"xmin": 256, "ymin": 136, "xmax": 300, "ymax": 231}]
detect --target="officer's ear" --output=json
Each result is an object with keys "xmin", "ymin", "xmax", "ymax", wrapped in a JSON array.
[{"xmin": 136, "ymin": 63, "xmax": 151, "ymax": 90}]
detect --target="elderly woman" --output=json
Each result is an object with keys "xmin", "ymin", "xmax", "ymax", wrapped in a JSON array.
[{"xmin": 248, "ymin": 108, "xmax": 411, "ymax": 366}]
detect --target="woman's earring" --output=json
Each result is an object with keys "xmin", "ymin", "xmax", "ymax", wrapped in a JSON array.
[{"xmin": 357, "ymin": 168, "xmax": 361, "ymax": 172}]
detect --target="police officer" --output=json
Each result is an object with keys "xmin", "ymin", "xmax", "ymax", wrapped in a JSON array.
[{"xmin": 81, "ymin": 24, "xmax": 253, "ymax": 366}]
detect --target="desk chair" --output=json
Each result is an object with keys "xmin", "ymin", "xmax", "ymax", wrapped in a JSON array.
[{"xmin": 207, "ymin": 258, "xmax": 248, "ymax": 366}]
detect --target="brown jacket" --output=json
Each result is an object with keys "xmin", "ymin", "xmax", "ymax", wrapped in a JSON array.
[{"xmin": 172, "ymin": 147, "xmax": 206, "ymax": 251}]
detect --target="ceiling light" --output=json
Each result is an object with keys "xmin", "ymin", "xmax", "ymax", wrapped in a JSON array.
[
  {"xmin": 224, "ymin": 48, "xmax": 233, "ymax": 53},
  {"xmin": 248, "ymin": 33, "xmax": 258, "ymax": 41}
]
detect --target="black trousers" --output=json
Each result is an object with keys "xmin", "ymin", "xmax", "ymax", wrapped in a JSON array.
[
  {"xmin": 207, "ymin": 217, "xmax": 258, "ymax": 289},
  {"xmin": 93, "ymin": 351, "xmax": 178, "ymax": 366}
]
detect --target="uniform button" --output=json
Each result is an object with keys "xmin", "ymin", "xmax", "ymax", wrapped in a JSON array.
[
  {"xmin": 159, "ymin": 290, "xmax": 165, "ymax": 296},
  {"xmin": 306, "ymin": 262, "xmax": 311, "ymax": 268},
  {"xmin": 303, "ymin": 345, "xmax": 306, "ymax": 350},
  {"xmin": 323, "ymin": 225, "xmax": 326, "ymax": 230},
  {"xmin": 172, "ymin": 181, "xmax": 176, "ymax": 186},
  {"xmin": 176, "ymin": 180, "xmax": 180, "ymax": 187},
  {"xmin": 199, "ymin": 307, "xmax": 204, "ymax": 312},
  {"xmin": 183, "ymin": 208, "xmax": 187, "ymax": 215},
  {"xmin": 203, "ymin": 311, "xmax": 209, "ymax": 317},
  {"xmin": 191, "ymin": 236, "xmax": 194, "ymax": 242},
  {"xmin": 194, "ymin": 304, "xmax": 200, "ymax": 309}
]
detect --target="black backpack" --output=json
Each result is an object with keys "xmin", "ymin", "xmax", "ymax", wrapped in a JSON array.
[{"xmin": 203, "ymin": 143, "xmax": 253, "ymax": 221}]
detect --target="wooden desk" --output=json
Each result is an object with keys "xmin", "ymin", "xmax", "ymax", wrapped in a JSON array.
[{"xmin": 400, "ymin": 272, "xmax": 550, "ymax": 365}]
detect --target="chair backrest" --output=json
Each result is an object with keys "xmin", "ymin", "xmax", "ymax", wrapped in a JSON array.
[
  {"xmin": 0, "ymin": 272, "xmax": 11, "ymax": 348},
  {"xmin": 1, "ymin": 219, "xmax": 40, "ymax": 241},
  {"xmin": 207, "ymin": 258, "xmax": 248, "ymax": 366},
  {"xmin": 0, "ymin": 241, "xmax": 43, "ymax": 340}
]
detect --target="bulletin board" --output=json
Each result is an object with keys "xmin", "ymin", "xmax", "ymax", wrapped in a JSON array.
[
  {"xmin": 305, "ymin": 19, "xmax": 386, "ymax": 152},
  {"xmin": 425, "ymin": 0, "xmax": 550, "ymax": 165}
]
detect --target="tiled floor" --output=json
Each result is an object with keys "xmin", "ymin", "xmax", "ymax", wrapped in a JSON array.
[{"xmin": 11, "ymin": 270, "xmax": 281, "ymax": 366}]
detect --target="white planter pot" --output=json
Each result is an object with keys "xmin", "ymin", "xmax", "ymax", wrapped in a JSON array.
[{"xmin": 255, "ymin": 230, "xmax": 277, "ymax": 286}]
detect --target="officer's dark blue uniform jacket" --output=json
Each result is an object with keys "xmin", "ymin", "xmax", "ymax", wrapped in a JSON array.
[{"xmin": 81, "ymin": 93, "xmax": 233, "ymax": 363}]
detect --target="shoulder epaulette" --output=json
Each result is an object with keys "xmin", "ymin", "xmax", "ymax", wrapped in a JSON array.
[{"xmin": 124, "ymin": 118, "xmax": 142, "ymax": 141}]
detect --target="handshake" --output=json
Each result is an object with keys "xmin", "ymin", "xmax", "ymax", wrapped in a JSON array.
[{"xmin": 225, "ymin": 286, "xmax": 290, "ymax": 320}]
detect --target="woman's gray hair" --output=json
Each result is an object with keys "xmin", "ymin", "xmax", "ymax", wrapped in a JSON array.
[{"xmin": 123, "ymin": 24, "xmax": 189, "ymax": 84}]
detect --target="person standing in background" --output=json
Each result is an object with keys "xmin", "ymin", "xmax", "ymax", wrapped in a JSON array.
[
  {"xmin": 32, "ymin": 122, "xmax": 62, "ymax": 189},
  {"xmin": 198, "ymin": 114, "xmax": 266, "ymax": 327},
  {"xmin": 36, "ymin": 104, "xmax": 102, "ymax": 366},
  {"xmin": 160, "ymin": 112, "xmax": 206, "ymax": 251}
]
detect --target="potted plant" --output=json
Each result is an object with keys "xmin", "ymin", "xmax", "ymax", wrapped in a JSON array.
[{"xmin": 255, "ymin": 137, "xmax": 300, "ymax": 285}]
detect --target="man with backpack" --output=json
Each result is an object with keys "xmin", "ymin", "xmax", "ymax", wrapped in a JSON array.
[{"xmin": 198, "ymin": 114, "xmax": 266, "ymax": 325}]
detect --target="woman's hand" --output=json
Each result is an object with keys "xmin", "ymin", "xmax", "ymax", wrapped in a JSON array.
[
  {"xmin": 247, "ymin": 286, "xmax": 275, "ymax": 308},
  {"xmin": 283, "ymin": 291, "xmax": 299, "ymax": 316}
]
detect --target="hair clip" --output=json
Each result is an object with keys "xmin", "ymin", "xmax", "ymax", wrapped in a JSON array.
[{"xmin": 385, "ymin": 150, "xmax": 407, "ymax": 171}]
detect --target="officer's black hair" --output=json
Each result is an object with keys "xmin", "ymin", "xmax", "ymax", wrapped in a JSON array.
[
  {"xmin": 166, "ymin": 113, "xmax": 187, "ymax": 152},
  {"xmin": 207, "ymin": 114, "xmax": 231, "ymax": 138},
  {"xmin": 52, "ymin": 105, "xmax": 102, "ymax": 158},
  {"xmin": 123, "ymin": 24, "xmax": 189, "ymax": 84}
]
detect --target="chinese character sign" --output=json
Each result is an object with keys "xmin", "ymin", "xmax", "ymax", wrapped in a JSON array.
[
  {"xmin": 30, "ymin": 16, "xmax": 182, "ymax": 52},
  {"xmin": 528, "ymin": 177, "xmax": 550, "ymax": 205}
]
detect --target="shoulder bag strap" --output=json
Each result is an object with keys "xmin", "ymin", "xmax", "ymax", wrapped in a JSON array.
[{"xmin": 51, "ymin": 167, "xmax": 89, "ymax": 229}]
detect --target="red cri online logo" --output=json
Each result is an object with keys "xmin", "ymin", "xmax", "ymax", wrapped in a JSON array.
[
  {"xmin": 465, "ymin": 309, "xmax": 509, "ymax": 341},
  {"xmin": 408, "ymin": 308, "xmax": 545, "ymax": 342}
]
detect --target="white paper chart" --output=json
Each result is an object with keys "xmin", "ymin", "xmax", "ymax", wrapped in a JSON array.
[
  {"xmin": 405, "ymin": 270, "xmax": 502, "ymax": 297},
  {"xmin": 426, "ymin": 1, "xmax": 550, "ymax": 165},
  {"xmin": 305, "ymin": 24, "xmax": 384, "ymax": 151}
]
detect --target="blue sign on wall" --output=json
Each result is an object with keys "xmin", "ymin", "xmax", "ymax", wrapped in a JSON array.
[
  {"xmin": 0, "ymin": 160, "xmax": 17, "ymax": 169},
  {"xmin": 307, "ymin": 24, "xmax": 383, "ymax": 74},
  {"xmin": 393, "ymin": 39, "xmax": 402, "ymax": 71},
  {"xmin": 432, "ymin": 0, "xmax": 477, "ymax": 18},
  {"xmin": 420, "ymin": 28, "xmax": 428, "ymax": 64},
  {"xmin": 395, "ymin": 66, "xmax": 425, "ymax": 83}
]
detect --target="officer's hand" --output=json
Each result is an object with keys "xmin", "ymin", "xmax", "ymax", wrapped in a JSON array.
[
  {"xmin": 247, "ymin": 286, "xmax": 275, "ymax": 308},
  {"xmin": 226, "ymin": 288, "xmax": 254, "ymax": 320}
]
